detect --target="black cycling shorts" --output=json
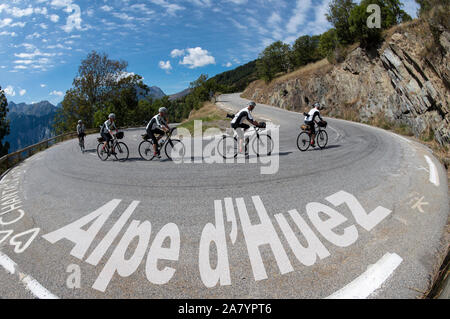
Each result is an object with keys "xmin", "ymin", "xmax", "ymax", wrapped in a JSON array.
[
  {"xmin": 305, "ymin": 121, "xmax": 315, "ymax": 134},
  {"xmin": 231, "ymin": 123, "xmax": 250, "ymax": 131},
  {"xmin": 147, "ymin": 128, "xmax": 165, "ymax": 145},
  {"xmin": 101, "ymin": 132, "xmax": 112, "ymax": 142}
]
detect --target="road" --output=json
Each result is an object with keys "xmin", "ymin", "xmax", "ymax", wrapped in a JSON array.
[{"xmin": 0, "ymin": 93, "xmax": 447, "ymax": 299}]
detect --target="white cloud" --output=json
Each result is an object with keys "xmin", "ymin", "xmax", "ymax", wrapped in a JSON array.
[
  {"xmin": 149, "ymin": 0, "xmax": 184, "ymax": 16},
  {"xmin": 50, "ymin": 14, "xmax": 60, "ymax": 22},
  {"xmin": 179, "ymin": 47, "xmax": 215, "ymax": 69},
  {"xmin": 170, "ymin": 49, "xmax": 185, "ymax": 58},
  {"xmin": 226, "ymin": 0, "xmax": 248, "ymax": 4},
  {"xmin": 224, "ymin": 62, "xmax": 232, "ymax": 67},
  {"xmin": 4, "ymin": 85, "xmax": 16, "ymax": 97},
  {"xmin": 11, "ymin": 22, "xmax": 26, "ymax": 28},
  {"xmin": 229, "ymin": 18, "xmax": 247, "ymax": 30},
  {"xmin": 0, "ymin": 31, "xmax": 17, "ymax": 37},
  {"xmin": 19, "ymin": 89, "xmax": 26, "ymax": 96},
  {"xmin": 9, "ymin": 6, "xmax": 34, "ymax": 18},
  {"xmin": 112, "ymin": 12, "xmax": 134, "ymax": 21},
  {"xmin": 50, "ymin": 90, "xmax": 64, "ymax": 97},
  {"xmin": 286, "ymin": 0, "xmax": 312, "ymax": 34},
  {"xmin": 41, "ymin": 84, "xmax": 47, "ymax": 88},
  {"xmin": 0, "ymin": 18, "xmax": 12, "ymax": 28},
  {"xmin": 100, "ymin": 5, "xmax": 113, "ymax": 12},
  {"xmin": 159, "ymin": 60, "xmax": 172, "ymax": 72}
]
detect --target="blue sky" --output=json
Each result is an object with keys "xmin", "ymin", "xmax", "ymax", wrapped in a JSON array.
[{"xmin": 0, "ymin": 0, "xmax": 419, "ymax": 105}]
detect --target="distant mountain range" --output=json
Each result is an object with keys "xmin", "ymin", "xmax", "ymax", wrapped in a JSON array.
[
  {"xmin": 6, "ymin": 101, "xmax": 59, "ymax": 153},
  {"xmin": 169, "ymin": 88, "xmax": 191, "ymax": 101}
]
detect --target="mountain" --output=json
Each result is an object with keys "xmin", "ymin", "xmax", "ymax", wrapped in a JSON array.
[
  {"xmin": 8, "ymin": 100, "xmax": 58, "ymax": 116},
  {"xmin": 148, "ymin": 86, "xmax": 166, "ymax": 99},
  {"xmin": 135, "ymin": 85, "xmax": 166, "ymax": 101},
  {"xmin": 169, "ymin": 88, "xmax": 191, "ymax": 101},
  {"xmin": 6, "ymin": 101, "xmax": 58, "ymax": 153}
]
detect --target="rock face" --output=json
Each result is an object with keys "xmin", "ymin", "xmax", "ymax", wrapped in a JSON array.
[{"xmin": 242, "ymin": 21, "xmax": 449, "ymax": 146}]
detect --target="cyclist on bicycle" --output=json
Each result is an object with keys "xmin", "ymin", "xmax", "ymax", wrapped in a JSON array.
[
  {"xmin": 231, "ymin": 101, "xmax": 262, "ymax": 153},
  {"xmin": 100, "ymin": 113, "xmax": 118, "ymax": 154},
  {"xmin": 146, "ymin": 107, "xmax": 170, "ymax": 158},
  {"xmin": 77, "ymin": 120, "xmax": 85, "ymax": 143},
  {"xmin": 304, "ymin": 102, "xmax": 324, "ymax": 147}
]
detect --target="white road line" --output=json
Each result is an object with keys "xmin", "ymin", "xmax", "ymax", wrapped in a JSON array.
[
  {"xmin": 424, "ymin": 155, "xmax": 440, "ymax": 186},
  {"xmin": 22, "ymin": 275, "xmax": 59, "ymax": 299},
  {"xmin": 0, "ymin": 251, "xmax": 59, "ymax": 299},
  {"xmin": 0, "ymin": 252, "xmax": 16, "ymax": 274},
  {"xmin": 326, "ymin": 253, "xmax": 403, "ymax": 299}
]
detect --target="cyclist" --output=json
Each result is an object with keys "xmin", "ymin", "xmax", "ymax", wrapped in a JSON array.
[
  {"xmin": 304, "ymin": 102, "xmax": 324, "ymax": 147},
  {"xmin": 231, "ymin": 101, "xmax": 262, "ymax": 153},
  {"xmin": 77, "ymin": 120, "xmax": 85, "ymax": 147},
  {"xmin": 146, "ymin": 107, "xmax": 170, "ymax": 158},
  {"xmin": 100, "ymin": 113, "xmax": 118, "ymax": 154}
]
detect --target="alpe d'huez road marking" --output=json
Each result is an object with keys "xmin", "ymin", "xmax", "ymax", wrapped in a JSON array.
[{"xmin": 41, "ymin": 190, "xmax": 394, "ymax": 296}]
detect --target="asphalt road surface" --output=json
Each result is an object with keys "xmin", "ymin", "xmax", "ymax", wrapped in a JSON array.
[{"xmin": 0, "ymin": 93, "xmax": 447, "ymax": 299}]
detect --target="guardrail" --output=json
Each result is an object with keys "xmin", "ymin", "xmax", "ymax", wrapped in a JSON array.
[{"xmin": 0, "ymin": 128, "xmax": 99, "ymax": 175}]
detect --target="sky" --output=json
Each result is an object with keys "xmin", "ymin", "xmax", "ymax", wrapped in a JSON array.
[{"xmin": 0, "ymin": 0, "xmax": 419, "ymax": 105}]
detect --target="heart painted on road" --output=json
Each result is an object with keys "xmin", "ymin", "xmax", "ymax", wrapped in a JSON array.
[
  {"xmin": 9, "ymin": 228, "xmax": 40, "ymax": 253},
  {"xmin": 0, "ymin": 230, "xmax": 13, "ymax": 245}
]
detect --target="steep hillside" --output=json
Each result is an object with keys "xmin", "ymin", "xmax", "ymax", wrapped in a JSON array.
[{"xmin": 242, "ymin": 20, "xmax": 449, "ymax": 147}]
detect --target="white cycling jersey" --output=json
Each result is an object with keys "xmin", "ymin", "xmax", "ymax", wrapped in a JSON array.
[
  {"xmin": 101, "ymin": 119, "xmax": 117, "ymax": 134},
  {"xmin": 146, "ymin": 114, "xmax": 168, "ymax": 131},
  {"xmin": 231, "ymin": 107, "xmax": 254, "ymax": 126},
  {"xmin": 304, "ymin": 107, "xmax": 322, "ymax": 123}
]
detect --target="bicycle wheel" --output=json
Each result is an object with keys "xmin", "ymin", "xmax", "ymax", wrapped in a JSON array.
[
  {"xmin": 97, "ymin": 143, "xmax": 109, "ymax": 161},
  {"xmin": 297, "ymin": 131, "xmax": 311, "ymax": 152},
  {"xmin": 165, "ymin": 139, "xmax": 185, "ymax": 161},
  {"xmin": 316, "ymin": 130, "xmax": 328, "ymax": 149},
  {"xmin": 114, "ymin": 142, "xmax": 129, "ymax": 161},
  {"xmin": 252, "ymin": 134, "xmax": 273, "ymax": 157},
  {"xmin": 139, "ymin": 140, "xmax": 155, "ymax": 161},
  {"xmin": 217, "ymin": 135, "xmax": 238, "ymax": 159}
]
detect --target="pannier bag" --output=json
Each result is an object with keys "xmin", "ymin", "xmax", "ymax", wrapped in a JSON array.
[
  {"xmin": 115, "ymin": 132, "xmax": 124, "ymax": 139},
  {"xmin": 301, "ymin": 124, "xmax": 309, "ymax": 131},
  {"xmin": 97, "ymin": 137, "xmax": 105, "ymax": 143},
  {"xmin": 318, "ymin": 120, "xmax": 327, "ymax": 128}
]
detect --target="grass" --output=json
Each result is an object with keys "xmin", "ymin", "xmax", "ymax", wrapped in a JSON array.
[{"xmin": 178, "ymin": 102, "xmax": 230, "ymax": 136}]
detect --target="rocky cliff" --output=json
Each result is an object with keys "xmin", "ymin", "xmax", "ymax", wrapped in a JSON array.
[{"xmin": 242, "ymin": 20, "xmax": 449, "ymax": 147}]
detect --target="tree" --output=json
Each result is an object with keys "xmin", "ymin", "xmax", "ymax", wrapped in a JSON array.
[
  {"xmin": 0, "ymin": 86, "xmax": 10, "ymax": 156},
  {"xmin": 73, "ymin": 51, "xmax": 128, "ymax": 108},
  {"xmin": 257, "ymin": 41, "xmax": 291, "ymax": 82},
  {"xmin": 55, "ymin": 51, "xmax": 149, "ymax": 133},
  {"xmin": 318, "ymin": 28, "xmax": 339, "ymax": 59},
  {"xmin": 326, "ymin": 0, "xmax": 357, "ymax": 45},
  {"xmin": 291, "ymin": 35, "xmax": 321, "ymax": 68}
]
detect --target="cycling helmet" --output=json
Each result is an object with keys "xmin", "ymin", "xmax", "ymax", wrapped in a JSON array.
[
  {"xmin": 313, "ymin": 102, "xmax": 320, "ymax": 108},
  {"xmin": 248, "ymin": 101, "xmax": 256, "ymax": 107},
  {"xmin": 159, "ymin": 107, "xmax": 168, "ymax": 114},
  {"xmin": 78, "ymin": 120, "xmax": 82, "ymax": 124},
  {"xmin": 109, "ymin": 113, "xmax": 116, "ymax": 119}
]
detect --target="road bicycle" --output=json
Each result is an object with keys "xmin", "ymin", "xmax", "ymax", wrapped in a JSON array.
[
  {"xmin": 97, "ymin": 131, "xmax": 129, "ymax": 161},
  {"xmin": 296, "ymin": 120, "xmax": 328, "ymax": 151},
  {"xmin": 217, "ymin": 114, "xmax": 273, "ymax": 159},
  {"xmin": 78, "ymin": 134, "xmax": 85, "ymax": 153},
  {"xmin": 138, "ymin": 127, "xmax": 185, "ymax": 161}
]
